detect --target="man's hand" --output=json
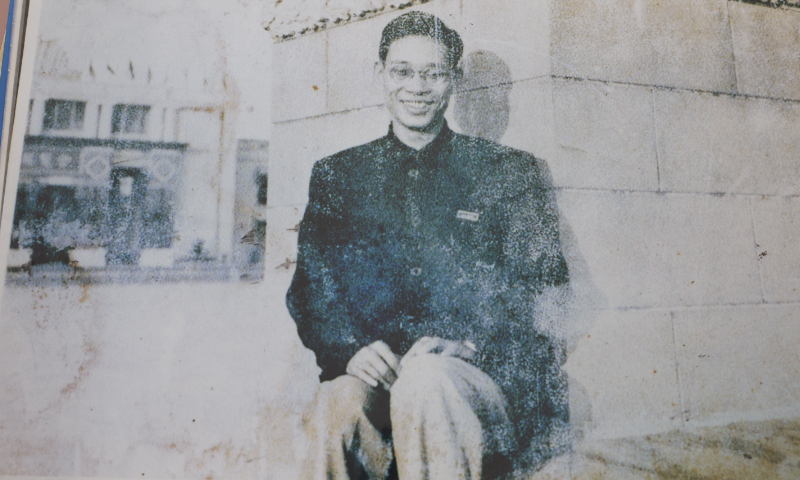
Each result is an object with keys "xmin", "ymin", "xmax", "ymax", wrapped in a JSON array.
[
  {"xmin": 400, "ymin": 336, "xmax": 477, "ymax": 369},
  {"xmin": 346, "ymin": 341, "xmax": 401, "ymax": 389}
]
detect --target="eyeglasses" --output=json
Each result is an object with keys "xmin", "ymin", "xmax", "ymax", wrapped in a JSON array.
[{"xmin": 387, "ymin": 65, "xmax": 452, "ymax": 86}]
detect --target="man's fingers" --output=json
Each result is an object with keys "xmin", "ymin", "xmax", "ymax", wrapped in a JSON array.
[
  {"xmin": 356, "ymin": 371, "xmax": 379, "ymax": 388},
  {"xmin": 440, "ymin": 342, "xmax": 458, "ymax": 357},
  {"xmin": 346, "ymin": 363, "xmax": 379, "ymax": 387},
  {"xmin": 402, "ymin": 338, "xmax": 425, "ymax": 361},
  {"xmin": 363, "ymin": 348, "xmax": 399, "ymax": 387},
  {"xmin": 370, "ymin": 341, "xmax": 400, "ymax": 373},
  {"xmin": 400, "ymin": 337, "xmax": 477, "ymax": 367},
  {"xmin": 415, "ymin": 336, "xmax": 442, "ymax": 354},
  {"xmin": 406, "ymin": 336, "xmax": 426, "ymax": 353},
  {"xmin": 345, "ymin": 342, "xmax": 402, "ymax": 389},
  {"xmin": 347, "ymin": 349, "xmax": 381, "ymax": 387},
  {"xmin": 362, "ymin": 347, "xmax": 392, "ymax": 376},
  {"xmin": 441, "ymin": 341, "xmax": 477, "ymax": 361},
  {"xmin": 347, "ymin": 349, "xmax": 395, "ymax": 388},
  {"xmin": 354, "ymin": 361, "xmax": 393, "ymax": 389},
  {"xmin": 362, "ymin": 363, "xmax": 384, "ymax": 384},
  {"xmin": 401, "ymin": 336, "xmax": 442, "ymax": 367}
]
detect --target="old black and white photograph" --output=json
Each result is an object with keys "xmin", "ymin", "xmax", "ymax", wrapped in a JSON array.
[{"xmin": 1, "ymin": 0, "xmax": 800, "ymax": 479}]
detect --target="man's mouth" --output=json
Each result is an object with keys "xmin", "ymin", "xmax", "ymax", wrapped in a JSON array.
[{"xmin": 401, "ymin": 100, "xmax": 433, "ymax": 113}]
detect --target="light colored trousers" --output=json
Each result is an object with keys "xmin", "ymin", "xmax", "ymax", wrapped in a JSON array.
[{"xmin": 300, "ymin": 354, "xmax": 517, "ymax": 480}]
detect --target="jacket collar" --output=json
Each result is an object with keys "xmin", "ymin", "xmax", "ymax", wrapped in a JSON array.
[{"xmin": 385, "ymin": 121, "xmax": 454, "ymax": 162}]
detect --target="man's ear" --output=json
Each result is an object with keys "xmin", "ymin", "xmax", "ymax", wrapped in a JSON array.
[
  {"xmin": 374, "ymin": 61, "xmax": 385, "ymax": 79},
  {"xmin": 451, "ymin": 66, "xmax": 464, "ymax": 91}
]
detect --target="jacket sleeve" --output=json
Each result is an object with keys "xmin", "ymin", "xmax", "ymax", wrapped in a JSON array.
[
  {"xmin": 471, "ymin": 153, "xmax": 569, "ymax": 352},
  {"xmin": 286, "ymin": 160, "xmax": 364, "ymax": 381},
  {"xmin": 477, "ymin": 153, "xmax": 571, "ymax": 456},
  {"xmin": 501, "ymin": 155, "xmax": 569, "ymax": 295}
]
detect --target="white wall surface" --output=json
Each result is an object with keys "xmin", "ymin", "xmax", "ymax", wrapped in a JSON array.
[{"xmin": 266, "ymin": 0, "xmax": 800, "ymax": 443}]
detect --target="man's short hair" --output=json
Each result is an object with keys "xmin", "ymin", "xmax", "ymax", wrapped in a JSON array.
[{"xmin": 379, "ymin": 11, "xmax": 464, "ymax": 68}]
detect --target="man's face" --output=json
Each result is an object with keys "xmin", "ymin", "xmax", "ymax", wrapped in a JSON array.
[{"xmin": 378, "ymin": 35, "xmax": 455, "ymax": 133}]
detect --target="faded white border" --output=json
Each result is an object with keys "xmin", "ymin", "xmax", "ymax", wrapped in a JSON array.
[
  {"xmin": 0, "ymin": 0, "xmax": 40, "ymax": 304},
  {"xmin": 0, "ymin": 477, "xmax": 188, "ymax": 480},
  {"xmin": 0, "ymin": 0, "xmax": 29, "ymax": 170}
]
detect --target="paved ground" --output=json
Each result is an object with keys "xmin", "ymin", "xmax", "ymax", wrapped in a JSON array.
[
  {"xmin": 0, "ymin": 280, "xmax": 316, "ymax": 479},
  {"xmin": 2, "ymin": 281, "xmax": 799, "ymax": 479},
  {"xmin": 532, "ymin": 419, "xmax": 800, "ymax": 479}
]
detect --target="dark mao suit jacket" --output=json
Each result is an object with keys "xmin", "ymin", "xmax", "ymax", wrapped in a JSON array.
[{"xmin": 287, "ymin": 123, "xmax": 570, "ymax": 459}]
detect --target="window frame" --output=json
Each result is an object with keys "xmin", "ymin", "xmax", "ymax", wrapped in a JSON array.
[
  {"xmin": 111, "ymin": 104, "xmax": 152, "ymax": 136},
  {"xmin": 42, "ymin": 99, "xmax": 86, "ymax": 133}
]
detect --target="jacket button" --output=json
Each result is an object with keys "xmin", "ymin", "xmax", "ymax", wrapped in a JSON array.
[{"xmin": 410, "ymin": 267, "xmax": 422, "ymax": 276}]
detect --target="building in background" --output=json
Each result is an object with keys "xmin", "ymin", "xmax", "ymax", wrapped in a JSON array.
[{"xmin": 6, "ymin": 2, "xmax": 271, "ymax": 283}]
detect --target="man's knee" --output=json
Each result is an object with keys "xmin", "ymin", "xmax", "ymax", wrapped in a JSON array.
[
  {"xmin": 391, "ymin": 354, "xmax": 463, "ymax": 401},
  {"xmin": 306, "ymin": 375, "xmax": 375, "ymax": 429},
  {"xmin": 391, "ymin": 354, "xmax": 508, "ymax": 414},
  {"xmin": 328, "ymin": 375, "xmax": 374, "ymax": 403}
]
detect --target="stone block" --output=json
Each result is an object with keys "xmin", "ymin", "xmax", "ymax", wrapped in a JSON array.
[
  {"xmin": 643, "ymin": 0, "xmax": 737, "ymax": 93},
  {"xmin": 552, "ymin": 0, "xmax": 650, "ymax": 85},
  {"xmin": 751, "ymin": 196, "xmax": 800, "ymax": 303},
  {"xmin": 326, "ymin": 0, "xmax": 462, "ymax": 114},
  {"xmin": 565, "ymin": 308, "xmax": 681, "ymax": 437},
  {"xmin": 461, "ymin": 0, "xmax": 551, "ymax": 85},
  {"xmin": 551, "ymin": 0, "xmax": 736, "ymax": 93},
  {"xmin": 556, "ymin": 190, "xmax": 762, "ymax": 309},
  {"xmin": 450, "ymin": 77, "xmax": 552, "ymax": 154},
  {"xmin": 730, "ymin": 1, "xmax": 800, "ymax": 101},
  {"xmin": 656, "ymin": 89, "xmax": 800, "ymax": 195},
  {"xmin": 327, "ymin": 17, "xmax": 385, "ymax": 113},
  {"xmin": 268, "ymin": 106, "xmax": 389, "ymax": 208},
  {"xmin": 495, "ymin": 77, "xmax": 556, "ymax": 161},
  {"xmin": 674, "ymin": 304, "xmax": 800, "ymax": 422},
  {"xmin": 273, "ymin": 32, "xmax": 328, "ymax": 123},
  {"xmin": 550, "ymin": 79, "xmax": 658, "ymax": 191}
]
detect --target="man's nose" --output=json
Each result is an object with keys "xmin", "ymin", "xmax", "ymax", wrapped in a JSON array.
[{"xmin": 405, "ymin": 73, "xmax": 430, "ymax": 93}]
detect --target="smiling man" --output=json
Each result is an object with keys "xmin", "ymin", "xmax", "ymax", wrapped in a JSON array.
[{"xmin": 287, "ymin": 11, "xmax": 570, "ymax": 479}]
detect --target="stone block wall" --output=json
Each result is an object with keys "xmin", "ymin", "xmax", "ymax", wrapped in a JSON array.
[{"xmin": 266, "ymin": 0, "xmax": 800, "ymax": 440}]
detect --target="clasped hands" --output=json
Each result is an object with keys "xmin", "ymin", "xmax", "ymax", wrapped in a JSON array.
[{"xmin": 345, "ymin": 337, "xmax": 477, "ymax": 389}]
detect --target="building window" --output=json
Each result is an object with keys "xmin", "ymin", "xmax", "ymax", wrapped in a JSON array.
[
  {"xmin": 112, "ymin": 104, "xmax": 151, "ymax": 134},
  {"xmin": 256, "ymin": 173, "xmax": 268, "ymax": 206},
  {"xmin": 43, "ymin": 99, "xmax": 86, "ymax": 131}
]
